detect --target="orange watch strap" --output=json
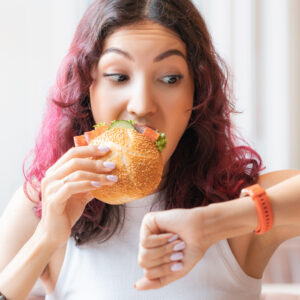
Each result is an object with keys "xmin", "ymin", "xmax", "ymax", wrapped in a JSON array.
[{"xmin": 241, "ymin": 184, "xmax": 274, "ymax": 234}]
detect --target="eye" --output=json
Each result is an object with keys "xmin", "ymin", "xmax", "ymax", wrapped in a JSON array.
[
  {"xmin": 103, "ymin": 73, "xmax": 129, "ymax": 83},
  {"xmin": 161, "ymin": 75, "xmax": 183, "ymax": 85}
]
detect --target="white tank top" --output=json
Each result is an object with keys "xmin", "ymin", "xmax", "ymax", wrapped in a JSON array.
[{"xmin": 45, "ymin": 190, "xmax": 261, "ymax": 299}]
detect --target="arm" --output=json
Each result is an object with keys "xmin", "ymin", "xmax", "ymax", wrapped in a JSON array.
[
  {"xmin": 203, "ymin": 171, "xmax": 300, "ymax": 243},
  {"xmin": 135, "ymin": 169, "xmax": 300, "ymax": 290},
  {"xmin": 0, "ymin": 144, "xmax": 117, "ymax": 299},
  {"xmin": 0, "ymin": 226, "xmax": 57, "ymax": 299},
  {"xmin": 0, "ymin": 185, "xmax": 53, "ymax": 299},
  {"xmin": 264, "ymin": 173, "xmax": 300, "ymax": 227},
  {"xmin": 202, "ymin": 170, "xmax": 300, "ymax": 278}
]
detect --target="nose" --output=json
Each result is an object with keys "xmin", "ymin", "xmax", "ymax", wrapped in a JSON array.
[{"xmin": 126, "ymin": 79, "xmax": 157, "ymax": 117}]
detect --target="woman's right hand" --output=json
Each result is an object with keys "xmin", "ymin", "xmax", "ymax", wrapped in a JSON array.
[{"xmin": 36, "ymin": 144, "xmax": 117, "ymax": 247}]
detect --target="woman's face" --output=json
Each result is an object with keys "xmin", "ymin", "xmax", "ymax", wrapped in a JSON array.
[{"xmin": 90, "ymin": 21, "xmax": 194, "ymax": 174}]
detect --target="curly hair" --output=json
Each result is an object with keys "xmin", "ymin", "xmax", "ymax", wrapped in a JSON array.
[{"xmin": 23, "ymin": 0, "xmax": 263, "ymax": 245}]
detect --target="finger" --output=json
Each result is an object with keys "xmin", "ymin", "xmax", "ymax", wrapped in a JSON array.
[
  {"xmin": 143, "ymin": 261, "xmax": 183, "ymax": 280},
  {"xmin": 138, "ymin": 240, "xmax": 185, "ymax": 263},
  {"xmin": 65, "ymin": 192, "xmax": 95, "ymax": 227},
  {"xmin": 139, "ymin": 210, "xmax": 182, "ymax": 241},
  {"xmin": 141, "ymin": 233, "xmax": 178, "ymax": 248},
  {"xmin": 139, "ymin": 212, "xmax": 161, "ymax": 242},
  {"xmin": 46, "ymin": 145, "xmax": 111, "ymax": 176},
  {"xmin": 134, "ymin": 272, "xmax": 180, "ymax": 290},
  {"xmin": 139, "ymin": 250, "xmax": 184, "ymax": 269},
  {"xmin": 79, "ymin": 192, "xmax": 95, "ymax": 205},
  {"xmin": 134, "ymin": 276, "xmax": 162, "ymax": 290},
  {"xmin": 61, "ymin": 170, "xmax": 117, "ymax": 185},
  {"xmin": 50, "ymin": 157, "xmax": 115, "ymax": 181},
  {"xmin": 46, "ymin": 173, "xmax": 116, "ymax": 197},
  {"xmin": 49, "ymin": 180, "xmax": 115, "ymax": 214}
]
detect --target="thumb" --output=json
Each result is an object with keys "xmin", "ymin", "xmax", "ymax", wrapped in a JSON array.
[
  {"xmin": 83, "ymin": 192, "xmax": 95, "ymax": 204},
  {"xmin": 134, "ymin": 276, "xmax": 161, "ymax": 290}
]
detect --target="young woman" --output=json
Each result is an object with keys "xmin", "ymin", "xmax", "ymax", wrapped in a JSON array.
[{"xmin": 0, "ymin": 0, "xmax": 299, "ymax": 299}]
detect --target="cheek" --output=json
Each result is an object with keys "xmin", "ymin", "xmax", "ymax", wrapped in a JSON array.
[
  {"xmin": 89, "ymin": 81, "xmax": 123, "ymax": 123},
  {"xmin": 160, "ymin": 78, "xmax": 194, "ymax": 113},
  {"xmin": 158, "ymin": 83, "xmax": 193, "ymax": 164},
  {"xmin": 161, "ymin": 106, "xmax": 192, "ymax": 165}
]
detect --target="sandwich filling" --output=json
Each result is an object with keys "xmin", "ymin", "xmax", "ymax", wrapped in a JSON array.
[{"xmin": 74, "ymin": 120, "xmax": 167, "ymax": 152}]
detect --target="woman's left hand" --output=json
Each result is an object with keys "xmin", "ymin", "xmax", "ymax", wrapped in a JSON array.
[{"xmin": 134, "ymin": 207, "xmax": 211, "ymax": 290}]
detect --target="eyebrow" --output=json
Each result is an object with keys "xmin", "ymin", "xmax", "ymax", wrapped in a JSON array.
[{"xmin": 101, "ymin": 48, "xmax": 187, "ymax": 62}]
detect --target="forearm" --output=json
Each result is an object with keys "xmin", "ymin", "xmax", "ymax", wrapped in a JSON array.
[
  {"xmin": 267, "ymin": 174, "xmax": 300, "ymax": 226},
  {"xmin": 0, "ymin": 226, "xmax": 58, "ymax": 300},
  {"xmin": 195, "ymin": 174, "xmax": 300, "ymax": 244},
  {"xmin": 195, "ymin": 196, "xmax": 258, "ymax": 244}
]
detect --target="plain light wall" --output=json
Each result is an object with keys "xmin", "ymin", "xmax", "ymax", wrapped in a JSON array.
[
  {"xmin": 196, "ymin": 0, "xmax": 300, "ymax": 172},
  {"xmin": 0, "ymin": 0, "xmax": 89, "ymax": 213}
]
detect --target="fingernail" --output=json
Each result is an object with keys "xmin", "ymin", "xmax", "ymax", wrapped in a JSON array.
[
  {"xmin": 170, "ymin": 252, "xmax": 183, "ymax": 261},
  {"xmin": 103, "ymin": 161, "xmax": 115, "ymax": 169},
  {"xmin": 171, "ymin": 263, "xmax": 183, "ymax": 272},
  {"xmin": 91, "ymin": 181, "xmax": 101, "ymax": 188},
  {"xmin": 168, "ymin": 234, "xmax": 179, "ymax": 242},
  {"xmin": 173, "ymin": 241, "xmax": 185, "ymax": 251},
  {"xmin": 107, "ymin": 175, "xmax": 118, "ymax": 182},
  {"xmin": 98, "ymin": 145, "xmax": 110, "ymax": 153}
]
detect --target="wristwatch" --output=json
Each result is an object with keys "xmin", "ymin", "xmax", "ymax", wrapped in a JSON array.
[{"xmin": 241, "ymin": 183, "xmax": 274, "ymax": 234}]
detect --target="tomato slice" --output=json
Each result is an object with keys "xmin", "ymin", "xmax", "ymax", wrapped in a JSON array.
[
  {"xmin": 143, "ymin": 127, "xmax": 160, "ymax": 142},
  {"xmin": 73, "ymin": 135, "xmax": 88, "ymax": 147},
  {"xmin": 74, "ymin": 123, "xmax": 159, "ymax": 146},
  {"xmin": 84, "ymin": 125, "xmax": 110, "ymax": 143},
  {"xmin": 74, "ymin": 125, "xmax": 109, "ymax": 147}
]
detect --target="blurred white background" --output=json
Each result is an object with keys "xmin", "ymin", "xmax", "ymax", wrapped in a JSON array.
[{"xmin": 0, "ymin": 0, "xmax": 299, "ymax": 214}]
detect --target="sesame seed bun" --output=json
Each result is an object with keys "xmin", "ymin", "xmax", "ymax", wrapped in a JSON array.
[{"xmin": 89, "ymin": 127, "xmax": 163, "ymax": 204}]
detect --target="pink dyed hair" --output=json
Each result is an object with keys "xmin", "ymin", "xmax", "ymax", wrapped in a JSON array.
[{"xmin": 23, "ymin": 0, "xmax": 263, "ymax": 245}]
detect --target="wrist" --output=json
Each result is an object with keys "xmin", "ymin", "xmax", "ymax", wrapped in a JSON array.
[
  {"xmin": 193, "ymin": 197, "xmax": 258, "ymax": 244},
  {"xmin": 34, "ymin": 223, "xmax": 64, "ymax": 250},
  {"xmin": 241, "ymin": 184, "xmax": 274, "ymax": 234}
]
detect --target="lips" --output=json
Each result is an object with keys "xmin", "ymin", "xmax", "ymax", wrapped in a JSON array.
[
  {"xmin": 131, "ymin": 122, "xmax": 156, "ymax": 131},
  {"xmin": 140, "ymin": 124, "xmax": 156, "ymax": 130},
  {"xmin": 130, "ymin": 123, "xmax": 155, "ymax": 135}
]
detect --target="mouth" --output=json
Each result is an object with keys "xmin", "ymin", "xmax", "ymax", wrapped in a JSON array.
[
  {"xmin": 139, "ymin": 124, "xmax": 156, "ymax": 130},
  {"xmin": 133, "ymin": 122, "xmax": 157, "ymax": 131},
  {"xmin": 124, "ymin": 121, "xmax": 157, "ymax": 135}
]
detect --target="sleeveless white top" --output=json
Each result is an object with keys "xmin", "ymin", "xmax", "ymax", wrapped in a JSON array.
[{"xmin": 46, "ymin": 190, "xmax": 261, "ymax": 299}]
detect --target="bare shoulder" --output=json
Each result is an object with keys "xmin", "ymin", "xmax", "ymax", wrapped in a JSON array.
[{"xmin": 0, "ymin": 182, "xmax": 40, "ymax": 271}]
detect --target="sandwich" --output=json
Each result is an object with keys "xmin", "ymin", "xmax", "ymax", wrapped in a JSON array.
[{"xmin": 74, "ymin": 120, "xmax": 167, "ymax": 204}]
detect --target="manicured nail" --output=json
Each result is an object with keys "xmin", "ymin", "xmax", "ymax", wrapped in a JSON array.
[
  {"xmin": 168, "ymin": 234, "xmax": 179, "ymax": 242},
  {"xmin": 98, "ymin": 145, "xmax": 110, "ymax": 153},
  {"xmin": 173, "ymin": 241, "xmax": 185, "ymax": 251},
  {"xmin": 171, "ymin": 263, "xmax": 183, "ymax": 272},
  {"xmin": 91, "ymin": 181, "xmax": 101, "ymax": 188},
  {"xmin": 107, "ymin": 175, "xmax": 118, "ymax": 182},
  {"xmin": 170, "ymin": 252, "xmax": 183, "ymax": 261},
  {"xmin": 103, "ymin": 161, "xmax": 115, "ymax": 169}
]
